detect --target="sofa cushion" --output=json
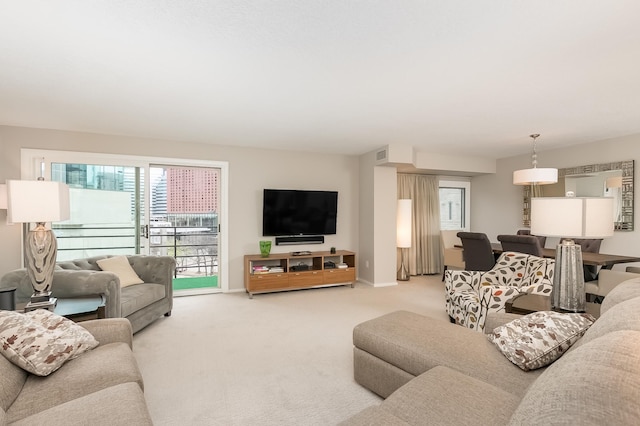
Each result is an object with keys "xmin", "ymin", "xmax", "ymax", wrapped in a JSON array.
[
  {"xmin": 0, "ymin": 353, "xmax": 28, "ymax": 413},
  {"xmin": 97, "ymin": 256, "xmax": 144, "ymax": 287},
  {"xmin": 6, "ymin": 341, "xmax": 143, "ymax": 422},
  {"xmin": 342, "ymin": 366, "xmax": 521, "ymax": 426},
  {"xmin": 487, "ymin": 311, "xmax": 595, "ymax": 371},
  {"xmin": 9, "ymin": 382, "xmax": 152, "ymax": 426},
  {"xmin": 121, "ymin": 283, "xmax": 166, "ymax": 317},
  {"xmin": 0, "ymin": 310, "xmax": 98, "ymax": 376},
  {"xmin": 508, "ymin": 330, "xmax": 640, "ymax": 425}
]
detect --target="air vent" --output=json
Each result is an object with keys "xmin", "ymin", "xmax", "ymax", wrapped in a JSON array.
[{"xmin": 376, "ymin": 149, "xmax": 387, "ymax": 161}]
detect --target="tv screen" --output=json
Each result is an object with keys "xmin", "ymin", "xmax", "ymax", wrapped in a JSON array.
[{"xmin": 262, "ymin": 189, "xmax": 338, "ymax": 236}]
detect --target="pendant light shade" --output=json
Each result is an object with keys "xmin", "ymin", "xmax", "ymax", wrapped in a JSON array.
[{"xmin": 513, "ymin": 134, "xmax": 558, "ymax": 186}]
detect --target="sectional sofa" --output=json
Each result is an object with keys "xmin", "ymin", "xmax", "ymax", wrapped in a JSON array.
[{"xmin": 344, "ymin": 277, "xmax": 640, "ymax": 425}]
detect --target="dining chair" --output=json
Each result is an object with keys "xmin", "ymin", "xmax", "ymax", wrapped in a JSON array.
[
  {"xmin": 456, "ymin": 232, "xmax": 496, "ymax": 271},
  {"xmin": 516, "ymin": 229, "xmax": 547, "ymax": 249},
  {"xmin": 498, "ymin": 234, "xmax": 544, "ymax": 257}
]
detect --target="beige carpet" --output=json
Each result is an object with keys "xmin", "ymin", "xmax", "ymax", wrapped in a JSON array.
[{"xmin": 133, "ymin": 275, "xmax": 450, "ymax": 425}]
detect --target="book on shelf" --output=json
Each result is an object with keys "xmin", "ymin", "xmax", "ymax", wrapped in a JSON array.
[{"xmin": 270, "ymin": 267, "xmax": 284, "ymax": 273}]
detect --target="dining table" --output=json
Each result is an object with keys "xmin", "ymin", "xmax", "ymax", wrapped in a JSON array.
[{"xmin": 489, "ymin": 243, "xmax": 640, "ymax": 269}]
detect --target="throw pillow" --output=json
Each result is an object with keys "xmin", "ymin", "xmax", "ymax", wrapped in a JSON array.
[
  {"xmin": 97, "ymin": 256, "xmax": 144, "ymax": 287},
  {"xmin": 0, "ymin": 309, "xmax": 99, "ymax": 376},
  {"xmin": 487, "ymin": 311, "xmax": 595, "ymax": 371}
]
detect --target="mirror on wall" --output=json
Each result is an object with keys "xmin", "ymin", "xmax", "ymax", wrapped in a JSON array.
[{"xmin": 522, "ymin": 160, "xmax": 634, "ymax": 231}]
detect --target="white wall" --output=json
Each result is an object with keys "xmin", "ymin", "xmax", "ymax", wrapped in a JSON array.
[
  {"xmin": 472, "ymin": 133, "xmax": 640, "ymax": 270},
  {"xmin": 0, "ymin": 126, "xmax": 360, "ymax": 291}
]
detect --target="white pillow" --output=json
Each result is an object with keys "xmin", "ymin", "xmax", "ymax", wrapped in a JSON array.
[
  {"xmin": 487, "ymin": 311, "xmax": 595, "ymax": 371},
  {"xmin": 0, "ymin": 309, "xmax": 99, "ymax": 376},
  {"xmin": 97, "ymin": 256, "xmax": 144, "ymax": 287}
]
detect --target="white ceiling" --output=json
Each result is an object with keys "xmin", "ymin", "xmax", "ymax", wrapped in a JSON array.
[{"xmin": 2, "ymin": 1, "xmax": 640, "ymax": 159}]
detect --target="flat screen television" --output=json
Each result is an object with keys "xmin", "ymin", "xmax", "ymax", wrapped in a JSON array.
[{"xmin": 262, "ymin": 189, "xmax": 338, "ymax": 236}]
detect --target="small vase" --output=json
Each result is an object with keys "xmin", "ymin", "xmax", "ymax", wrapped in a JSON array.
[{"xmin": 259, "ymin": 241, "xmax": 272, "ymax": 258}]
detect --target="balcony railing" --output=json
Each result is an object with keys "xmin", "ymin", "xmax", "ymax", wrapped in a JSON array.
[{"xmin": 54, "ymin": 225, "xmax": 218, "ymax": 278}]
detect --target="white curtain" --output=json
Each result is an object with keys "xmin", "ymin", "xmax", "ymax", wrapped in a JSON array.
[{"xmin": 398, "ymin": 174, "xmax": 442, "ymax": 275}]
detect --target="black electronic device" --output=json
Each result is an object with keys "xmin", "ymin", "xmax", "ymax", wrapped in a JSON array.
[
  {"xmin": 290, "ymin": 263, "xmax": 310, "ymax": 272},
  {"xmin": 323, "ymin": 261, "xmax": 336, "ymax": 269},
  {"xmin": 262, "ymin": 189, "xmax": 338, "ymax": 237}
]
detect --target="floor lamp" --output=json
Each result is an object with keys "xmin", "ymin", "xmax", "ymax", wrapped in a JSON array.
[
  {"xmin": 7, "ymin": 179, "xmax": 70, "ymax": 311},
  {"xmin": 531, "ymin": 196, "xmax": 613, "ymax": 312},
  {"xmin": 397, "ymin": 199, "xmax": 412, "ymax": 281}
]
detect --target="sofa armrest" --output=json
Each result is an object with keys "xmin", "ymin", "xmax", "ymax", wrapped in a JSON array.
[
  {"xmin": 52, "ymin": 270, "xmax": 122, "ymax": 318},
  {"xmin": 80, "ymin": 318, "xmax": 133, "ymax": 349},
  {"xmin": 127, "ymin": 255, "xmax": 175, "ymax": 299}
]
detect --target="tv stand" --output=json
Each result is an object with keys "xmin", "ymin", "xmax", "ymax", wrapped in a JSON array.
[{"xmin": 244, "ymin": 250, "xmax": 356, "ymax": 298}]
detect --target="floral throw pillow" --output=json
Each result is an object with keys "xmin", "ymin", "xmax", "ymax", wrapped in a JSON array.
[
  {"xmin": 487, "ymin": 311, "xmax": 595, "ymax": 371},
  {"xmin": 0, "ymin": 309, "xmax": 99, "ymax": 376}
]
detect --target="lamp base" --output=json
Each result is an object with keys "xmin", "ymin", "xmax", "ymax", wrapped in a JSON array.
[
  {"xmin": 552, "ymin": 240, "xmax": 586, "ymax": 312},
  {"xmin": 397, "ymin": 248, "xmax": 410, "ymax": 281},
  {"xmin": 24, "ymin": 297, "xmax": 57, "ymax": 313}
]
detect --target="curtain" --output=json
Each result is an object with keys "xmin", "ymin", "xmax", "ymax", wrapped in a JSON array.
[{"xmin": 397, "ymin": 174, "xmax": 442, "ymax": 275}]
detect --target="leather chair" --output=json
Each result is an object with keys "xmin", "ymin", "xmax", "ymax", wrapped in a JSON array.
[
  {"xmin": 497, "ymin": 234, "xmax": 544, "ymax": 257},
  {"xmin": 441, "ymin": 230, "xmax": 465, "ymax": 280},
  {"xmin": 456, "ymin": 232, "xmax": 496, "ymax": 272},
  {"xmin": 517, "ymin": 229, "xmax": 547, "ymax": 249}
]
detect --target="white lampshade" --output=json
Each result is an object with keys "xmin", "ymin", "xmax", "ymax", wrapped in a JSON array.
[
  {"xmin": 397, "ymin": 199, "xmax": 412, "ymax": 248},
  {"xmin": 7, "ymin": 180, "xmax": 70, "ymax": 224},
  {"xmin": 606, "ymin": 176, "xmax": 623, "ymax": 188},
  {"xmin": 513, "ymin": 168, "xmax": 558, "ymax": 185},
  {"xmin": 531, "ymin": 197, "xmax": 614, "ymax": 238},
  {"xmin": 0, "ymin": 184, "xmax": 7, "ymax": 209}
]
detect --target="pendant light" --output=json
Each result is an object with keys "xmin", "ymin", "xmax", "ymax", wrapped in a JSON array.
[{"xmin": 513, "ymin": 134, "xmax": 558, "ymax": 185}]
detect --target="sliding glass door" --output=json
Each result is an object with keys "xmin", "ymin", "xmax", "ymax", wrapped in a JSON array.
[{"xmin": 20, "ymin": 149, "xmax": 228, "ymax": 295}]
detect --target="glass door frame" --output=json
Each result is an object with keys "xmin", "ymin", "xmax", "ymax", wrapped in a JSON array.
[{"xmin": 20, "ymin": 148, "xmax": 229, "ymax": 294}]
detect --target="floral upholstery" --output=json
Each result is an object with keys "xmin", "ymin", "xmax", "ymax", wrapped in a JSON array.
[{"xmin": 445, "ymin": 252, "xmax": 554, "ymax": 332}]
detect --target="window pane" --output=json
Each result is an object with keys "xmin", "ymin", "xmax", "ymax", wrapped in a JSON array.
[
  {"xmin": 51, "ymin": 163, "xmax": 144, "ymax": 260},
  {"xmin": 439, "ymin": 187, "xmax": 465, "ymax": 230}
]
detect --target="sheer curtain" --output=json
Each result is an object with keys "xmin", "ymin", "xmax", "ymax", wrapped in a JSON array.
[{"xmin": 398, "ymin": 174, "xmax": 442, "ymax": 275}]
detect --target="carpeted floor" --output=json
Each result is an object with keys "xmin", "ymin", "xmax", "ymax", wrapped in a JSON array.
[{"xmin": 133, "ymin": 275, "xmax": 450, "ymax": 425}]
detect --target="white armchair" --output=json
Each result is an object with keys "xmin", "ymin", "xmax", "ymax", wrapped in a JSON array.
[{"xmin": 444, "ymin": 251, "xmax": 554, "ymax": 332}]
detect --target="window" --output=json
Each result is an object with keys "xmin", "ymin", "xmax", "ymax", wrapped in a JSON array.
[{"xmin": 439, "ymin": 180, "xmax": 470, "ymax": 231}]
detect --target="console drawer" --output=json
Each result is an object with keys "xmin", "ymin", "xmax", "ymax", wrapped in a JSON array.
[
  {"xmin": 323, "ymin": 268, "xmax": 356, "ymax": 284},
  {"xmin": 249, "ymin": 273, "xmax": 289, "ymax": 291},
  {"xmin": 289, "ymin": 270, "xmax": 324, "ymax": 287}
]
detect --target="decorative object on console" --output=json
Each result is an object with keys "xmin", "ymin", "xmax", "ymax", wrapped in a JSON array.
[
  {"xmin": 513, "ymin": 134, "xmax": 558, "ymax": 186},
  {"xmin": 7, "ymin": 178, "xmax": 70, "ymax": 312},
  {"xmin": 396, "ymin": 199, "xmax": 412, "ymax": 281},
  {"xmin": 259, "ymin": 240, "xmax": 272, "ymax": 258},
  {"xmin": 531, "ymin": 196, "xmax": 614, "ymax": 312}
]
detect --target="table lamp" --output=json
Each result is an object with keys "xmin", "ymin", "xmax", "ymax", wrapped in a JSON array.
[
  {"xmin": 397, "ymin": 199, "xmax": 412, "ymax": 281},
  {"xmin": 531, "ymin": 196, "xmax": 614, "ymax": 312},
  {"xmin": 7, "ymin": 178, "xmax": 70, "ymax": 311}
]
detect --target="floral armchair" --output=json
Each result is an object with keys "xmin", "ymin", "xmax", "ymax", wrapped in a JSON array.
[{"xmin": 444, "ymin": 251, "xmax": 554, "ymax": 332}]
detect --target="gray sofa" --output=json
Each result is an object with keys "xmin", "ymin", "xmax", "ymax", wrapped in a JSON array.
[
  {"xmin": 344, "ymin": 277, "xmax": 640, "ymax": 425},
  {"xmin": 0, "ymin": 318, "xmax": 152, "ymax": 425},
  {"xmin": 0, "ymin": 255, "xmax": 175, "ymax": 334}
]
